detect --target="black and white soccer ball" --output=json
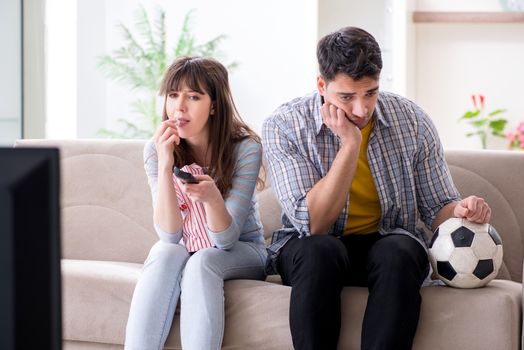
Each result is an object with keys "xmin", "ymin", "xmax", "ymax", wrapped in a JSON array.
[{"xmin": 428, "ymin": 218, "xmax": 503, "ymax": 288}]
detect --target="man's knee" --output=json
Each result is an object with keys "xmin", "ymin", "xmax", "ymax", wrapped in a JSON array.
[
  {"xmin": 297, "ymin": 235, "xmax": 347, "ymax": 264},
  {"xmin": 279, "ymin": 235, "xmax": 350, "ymax": 283},
  {"xmin": 368, "ymin": 234, "xmax": 428, "ymax": 277}
]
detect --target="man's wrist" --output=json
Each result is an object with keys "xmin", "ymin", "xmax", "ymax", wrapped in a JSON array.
[{"xmin": 338, "ymin": 141, "xmax": 359, "ymax": 156}]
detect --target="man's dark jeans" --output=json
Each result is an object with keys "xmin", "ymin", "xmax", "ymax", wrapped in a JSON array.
[{"xmin": 277, "ymin": 233, "xmax": 429, "ymax": 350}]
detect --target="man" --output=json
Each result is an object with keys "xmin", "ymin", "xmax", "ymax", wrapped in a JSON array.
[{"xmin": 262, "ymin": 27, "xmax": 491, "ymax": 350}]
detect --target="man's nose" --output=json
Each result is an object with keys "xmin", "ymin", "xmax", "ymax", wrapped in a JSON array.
[{"xmin": 352, "ymin": 100, "xmax": 368, "ymax": 118}]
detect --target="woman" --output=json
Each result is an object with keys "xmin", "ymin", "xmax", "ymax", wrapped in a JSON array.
[{"xmin": 125, "ymin": 56, "xmax": 267, "ymax": 350}]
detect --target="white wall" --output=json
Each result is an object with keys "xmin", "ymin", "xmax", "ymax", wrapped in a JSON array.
[
  {"xmin": 415, "ymin": 23, "xmax": 524, "ymax": 149},
  {"xmin": 413, "ymin": 0, "xmax": 524, "ymax": 149},
  {"xmin": 77, "ymin": 0, "xmax": 106, "ymax": 138},
  {"xmin": 77, "ymin": 0, "xmax": 318, "ymax": 137},
  {"xmin": 47, "ymin": 0, "xmax": 524, "ymax": 150},
  {"xmin": 317, "ymin": 0, "xmax": 396, "ymax": 93},
  {"xmin": 46, "ymin": 0, "xmax": 77, "ymax": 138}
]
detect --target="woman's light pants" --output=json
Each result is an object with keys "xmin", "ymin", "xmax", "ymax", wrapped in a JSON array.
[{"xmin": 125, "ymin": 240, "xmax": 267, "ymax": 350}]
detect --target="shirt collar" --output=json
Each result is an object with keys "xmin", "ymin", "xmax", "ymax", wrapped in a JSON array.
[
  {"xmin": 313, "ymin": 92, "xmax": 324, "ymax": 135},
  {"xmin": 374, "ymin": 94, "xmax": 390, "ymax": 128}
]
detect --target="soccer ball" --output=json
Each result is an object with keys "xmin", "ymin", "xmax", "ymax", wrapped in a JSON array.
[{"xmin": 428, "ymin": 218, "xmax": 503, "ymax": 288}]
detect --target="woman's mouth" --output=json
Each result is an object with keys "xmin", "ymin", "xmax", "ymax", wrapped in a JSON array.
[{"xmin": 176, "ymin": 118, "xmax": 189, "ymax": 127}]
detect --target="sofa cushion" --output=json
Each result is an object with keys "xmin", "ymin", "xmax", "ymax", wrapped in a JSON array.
[
  {"xmin": 62, "ymin": 260, "xmax": 140, "ymax": 345},
  {"xmin": 412, "ymin": 280, "xmax": 521, "ymax": 350},
  {"xmin": 256, "ymin": 186, "xmax": 282, "ymax": 242},
  {"xmin": 63, "ymin": 258, "xmax": 521, "ymax": 350}
]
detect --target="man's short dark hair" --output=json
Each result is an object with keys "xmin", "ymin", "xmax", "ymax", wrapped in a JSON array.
[{"xmin": 317, "ymin": 27, "xmax": 382, "ymax": 82}]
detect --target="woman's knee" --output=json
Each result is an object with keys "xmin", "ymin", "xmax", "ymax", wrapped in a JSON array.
[
  {"xmin": 145, "ymin": 241, "xmax": 190, "ymax": 269},
  {"xmin": 184, "ymin": 247, "xmax": 221, "ymax": 277}
]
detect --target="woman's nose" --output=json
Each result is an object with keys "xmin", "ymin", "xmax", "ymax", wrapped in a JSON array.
[{"xmin": 175, "ymin": 98, "xmax": 186, "ymax": 111}]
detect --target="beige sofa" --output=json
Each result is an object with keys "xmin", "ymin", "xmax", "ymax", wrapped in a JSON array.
[{"xmin": 15, "ymin": 139, "xmax": 523, "ymax": 350}]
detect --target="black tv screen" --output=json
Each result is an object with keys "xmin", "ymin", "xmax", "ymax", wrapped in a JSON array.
[{"xmin": 0, "ymin": 147, "xmax": 62, "ymax": 349}]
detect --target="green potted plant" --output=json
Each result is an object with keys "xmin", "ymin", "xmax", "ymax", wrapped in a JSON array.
[
  {"xmin": 459, "ymin": 94, "xmax": 508, "ymax": 149},
  {"xmin": 97, "ymin": 5, "xmax": 237, "ymax": 138}
]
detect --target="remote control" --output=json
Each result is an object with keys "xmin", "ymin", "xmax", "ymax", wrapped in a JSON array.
[{"xmin": 174, "ymin": 167, "xmax": 199, "ymax": 184}]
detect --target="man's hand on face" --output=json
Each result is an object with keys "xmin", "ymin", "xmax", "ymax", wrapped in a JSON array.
[
  {"xmin": 320, "ymin": 101, "xmax": 362, "ymax": 148},
  {"xmin": 453, "ymin": 195, "xmax": 492, "ymax": 224}
]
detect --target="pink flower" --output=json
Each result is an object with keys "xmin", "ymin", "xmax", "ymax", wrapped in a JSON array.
[
  {"xmin": 471, "ymin": 95, "xmax": 478, "ymax": 109},
  {"xmin": 506, "ymin": 121, "xmax": 524, "ymax": 150},
  {"xmin": 479, "ymin": 95, "xmax": 485, "ymax": 110}
]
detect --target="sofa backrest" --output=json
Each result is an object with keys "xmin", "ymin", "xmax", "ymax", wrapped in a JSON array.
[
  {"xmin": 15, "ymin": 140, "xmax": 524, "ymax": 282},
  {"xmin": 16, "ymin": 139, "xmax": 157, "ymax": 264}
]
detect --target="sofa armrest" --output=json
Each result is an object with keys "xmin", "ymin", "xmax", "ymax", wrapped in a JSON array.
[{"xmin": 445, "ymin": 149, "xmax": 524, "ymax": 282}]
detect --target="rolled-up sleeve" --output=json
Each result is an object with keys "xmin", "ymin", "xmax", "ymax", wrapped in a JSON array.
[
  {"xmin": 262, "ymin": 115, "xmax": 321, "ymax": 237},
  {"xmin": 207, "ymin": 139, "xmax": 262, "ymax": 250},
  {"xmin": 143, "ymin": 140, "xmax": 183, "ymax": 243},
  {"xmin": 414, "ymin": 112, "xmax": 461, "ymax": 229}
]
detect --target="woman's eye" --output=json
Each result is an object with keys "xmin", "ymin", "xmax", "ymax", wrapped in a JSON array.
[
  {"xmin": 188, "ymin": 95, "xmax": 200, "ymax": 101},
  {"xmin": 168, "ymin": 93, "xmax": 178, "ymax": 98}
]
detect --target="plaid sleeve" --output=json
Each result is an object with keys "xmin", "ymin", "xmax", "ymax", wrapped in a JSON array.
[
  {"xmin": 262, "ymin": 114, "xmax": 321, "ymax": 237},
  {"xmin": 414, "ymin": 111, "xmax": 461, "ymax": 229}
]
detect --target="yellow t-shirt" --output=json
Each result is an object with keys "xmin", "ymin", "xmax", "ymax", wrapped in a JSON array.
[{"xmin": 344, "ymin": 119, "xmax": 381, "ymax": 235}]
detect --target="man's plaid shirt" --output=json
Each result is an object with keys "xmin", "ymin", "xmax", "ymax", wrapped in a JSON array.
[{"xmin": 262, "ymin": 91, "xmax": 460, "ymax": 275}]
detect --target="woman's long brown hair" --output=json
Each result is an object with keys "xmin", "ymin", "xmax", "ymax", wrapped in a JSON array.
[{"xmin": 159, "ymin": 56, "xmax": 263, "ymax": 196}]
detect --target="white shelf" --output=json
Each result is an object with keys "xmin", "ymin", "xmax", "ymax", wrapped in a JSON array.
[{"xmin": 413, "ymin": 11, "xmax": 524, "ymax": 23}]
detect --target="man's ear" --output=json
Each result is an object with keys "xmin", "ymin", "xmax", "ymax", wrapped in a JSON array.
[{"xmin": 317, "ymin": 75, "xmax": 327, "ymax": 96}]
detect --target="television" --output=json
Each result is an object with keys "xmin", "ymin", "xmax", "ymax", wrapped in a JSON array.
[{"xmin": 0, "ymin": 147, "xmax": 62, "ymax": 349}]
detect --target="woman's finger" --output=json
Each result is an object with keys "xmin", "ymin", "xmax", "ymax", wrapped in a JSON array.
[
  {"xmin": 154, "ymin": 120, "xmax": 173, "ymax": 139},
  {"xmin": 159, "ymin": 125, "xmax": 179, "ymax": 143},
  {"xmin": 165, "ymin": 133, "xmax": 179, "ymax": 146},
  {"xmin": 192, "ymin": 174, "xmax": 213, "ymax": 182}
]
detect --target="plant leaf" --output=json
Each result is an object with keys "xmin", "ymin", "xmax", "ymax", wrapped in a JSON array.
[
  {"xmin": 134, "ymin": 4, "xmax": 156, "ymax": 52},
  {"xmin": 175, "ymin": 10, "xmax": 196, "ymax": 57},
  {"xmin": 460, "ymin": 110, "xmax": 481, "ymax": 120},
  {"xmin": 489, "ymin": 119, "xmax": 508, "ymax": 133},
  {"xmin": 488, "ymin": 108, "xmax": 507, "ymax": 117}
]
